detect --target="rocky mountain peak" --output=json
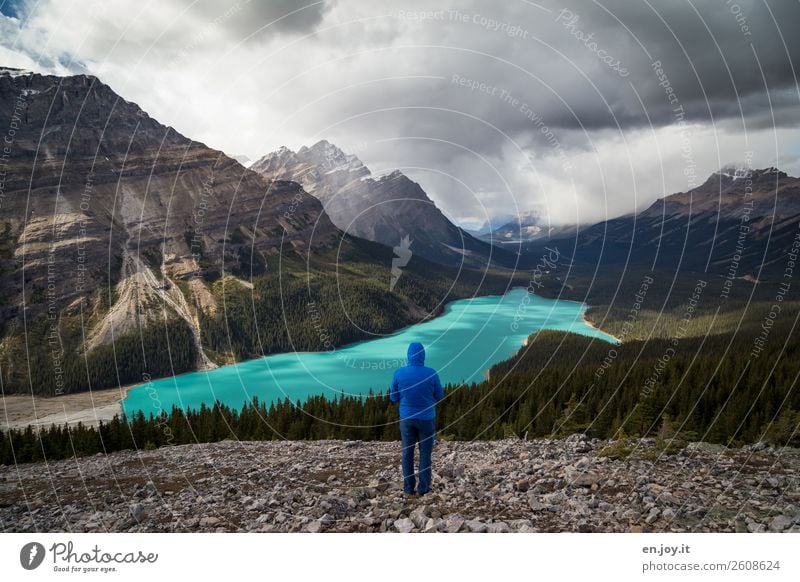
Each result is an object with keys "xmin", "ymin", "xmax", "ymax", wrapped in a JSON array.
[
  {"xmin": 251, "ymin": 141, "xmax": 519, "ymax": 268},
  {"xmin": 554, "ymin": 166, "xmax": 800, "ymax": 274},
  {"xmin": 709, "ymin": 165, "xmax": 788, "ymax": 186},
  {"xmin": 651, "ymin": 167, "xmax": 796, "ymax": 212},
  {"xmin": 302, "ymin": 139, "xmax": 368, "ymax": 175}
]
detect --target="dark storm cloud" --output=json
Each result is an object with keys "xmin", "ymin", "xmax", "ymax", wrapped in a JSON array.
[
  {"xmin": 187, "ymin": 0, "xmax": 334, "ymax": 39},
  {"xmin": 275, "ymin": 0, "xmax": 799, "ymax": 177},
  {"xmin": 424, "ymin": 0, "xmax": 800, "ymax": 137},
  {"xmin": 3, "ymin": 0, "xmax": 797, "ymax": 224},
  {"xmin": 574, "ymin": 0, "xmax": 800, "ymax": 131},
  {"xmin": 265, "ymin": 0, "xmax": 799, "ymax": 223}
]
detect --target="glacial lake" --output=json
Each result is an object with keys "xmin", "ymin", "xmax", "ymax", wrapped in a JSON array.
[{"xmin": 122, "ymin": 288, "xmax": 618, "ymax": 417}]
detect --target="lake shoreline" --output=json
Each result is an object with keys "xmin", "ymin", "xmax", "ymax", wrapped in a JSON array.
[
  {"xmin": 4, "ymin": 289, "xmax": 618, "ymax": 430},
  {"xmin": 579, "ymin": 309, "xmax": 622, "ymax": 343},
  {"xmin": 123, "ymin": 289, "xmax": 618, "ymax": 416},
  {"xmin": 509, "ymin": 285, "xmax": 621, "ymax": 344}
]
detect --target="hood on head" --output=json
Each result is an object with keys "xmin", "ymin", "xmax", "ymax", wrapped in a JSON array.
[{"xmin": 407, "ymin": 342, "xmax": 425, "ymax": 366}]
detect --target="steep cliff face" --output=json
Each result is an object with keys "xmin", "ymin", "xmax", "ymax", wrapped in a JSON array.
[
  {"xmin": 0, "ymin": 69, "xmax": 337, "ymax": 383},
  {"xmin": 252, "ymin": 140, "xmax": 519, "ymax": 269}
]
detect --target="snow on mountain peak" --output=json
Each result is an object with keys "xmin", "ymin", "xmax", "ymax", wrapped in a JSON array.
[
  {"xmin": 717, "ymin": 164, "xmax": 751, "ymax": 181},
  {"xmin": 302, "ymin": 140, "xmax": 368, "ymax": 176},
  {"xmin": 716, "ymin": 166, "xmax": 787, "ymax": 182}
]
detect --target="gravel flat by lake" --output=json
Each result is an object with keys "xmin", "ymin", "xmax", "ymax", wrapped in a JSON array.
[{"xmin": 1, "ymin": 388, "xmax": 126, "ymax": 431}]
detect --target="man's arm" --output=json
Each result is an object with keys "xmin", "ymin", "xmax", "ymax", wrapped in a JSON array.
[
  {"xmin": 390, "ymin": 372, "xmax": 400, "ymax": 403},
  {"xmin": 432, "ymin": 372, "xmax": 443, "ymax": 401}
]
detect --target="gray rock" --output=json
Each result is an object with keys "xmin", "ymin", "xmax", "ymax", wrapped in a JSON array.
[
  {"xmin": 3, "ymin": 438, "xmax": 797, "ymax": 534},
  {"xmin": 573, "ymin": 472, "xmax": 599, "ymax": 488},
  {"xmin": 527, "ymin": 495, "xmax": 544, "ymax": 511},
  {"xmin": 368, "ymin": 478, "xmax": 390, "ymax": 492},
  {"xmin": 466, "ymin": 519, "xmax": 488, "ymax": 533},
  {"xmin": 443, "ymin": 515, "xmax": 465, "ymax": 533},
  {"xmin": 129, "ymin": 503, "xmax": 147, "ymax": 523},
  {"xmin": 542, "ymin": 491, "xmax": 567, "ymax": 505},
  {"xmin": 686, "ymin": 442, "xmax": 726, "ymax": 454},
  {"xmin": 394, "ymin": 518, "xmax": 415, "ymax": 533},
  {"xmin": 247, "ymin": 500, "xmax": 266, "ymax": 512},
  {"xmin": 488, "ymin": 521, "xmax": 511, "ymax": 533},
  {"xmin": 769, "ymin": 515, "xmax": 793, "ymax": 532},
  {"xmin": 514, "ymin": 479, "xmax": 530, "ymax": 492},
  {"xmin": 621, "ymin": 509, "xmax": 642, "ymax": 522},
  {"xmin": 305, "ymin": 520, "xmax": 324, "ymax": 533},
  {"xmin": 409, "ymin": 510, "xmax": 428, "ymax": 529}
]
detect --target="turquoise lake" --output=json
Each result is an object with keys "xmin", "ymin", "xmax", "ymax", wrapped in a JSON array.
[{"xmin": 122, "ymin": 289, "xmax": 617, "ymax": 417}]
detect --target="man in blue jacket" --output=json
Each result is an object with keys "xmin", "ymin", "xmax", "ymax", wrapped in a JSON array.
[{"xmin": 389, "ymin": 342, "xmax": 444, "ymax": 496}]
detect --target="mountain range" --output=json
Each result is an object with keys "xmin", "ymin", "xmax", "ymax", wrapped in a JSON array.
[
  {"xmin": 0, "ymin": 69, "xmax": 514, "ymax": 395},
  {"xmin": 473, "ymin": 211, "xmax": 582, "ymax": 246},
  {"xmin": 251, "ymin": 141, "xmax": 519, "ymax": 269},
  {"xmin": 2, "ymin": 66, "xmax": 798, "ymax": 396},
  {"xmin": 541, "ymin": 167, "xmax": 800, "ymax": 277}
]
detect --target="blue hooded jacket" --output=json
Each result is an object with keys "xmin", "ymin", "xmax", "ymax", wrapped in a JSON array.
[{"xmin": 390, "ymin": 342, "xmax": 444, "ymax": 420}]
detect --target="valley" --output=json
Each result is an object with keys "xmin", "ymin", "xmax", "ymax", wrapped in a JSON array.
[
  {"xmin": 2, "ymin": 0, "xmax": 800, "ymax": 554},
  {"xmin": 1, "ymin": 68, "xmax": 799, "ymax": 468},
  {"xmin": 0, "ymin": 70, "xmax": 523, "ymax": 398}
]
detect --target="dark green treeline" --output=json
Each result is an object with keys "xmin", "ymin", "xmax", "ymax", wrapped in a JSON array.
[{"xmin": 3, "ymin": 318, "xmax": 799, "ymax": 465}]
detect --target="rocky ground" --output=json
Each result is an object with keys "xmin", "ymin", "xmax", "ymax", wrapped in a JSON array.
[{"xmin": 1, "ymin": 436, "xmax": 799, "ymax": 533}]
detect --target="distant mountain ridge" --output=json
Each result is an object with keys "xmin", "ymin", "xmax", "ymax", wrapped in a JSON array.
[
  {"xmin": 463, "ymin": 214, "xmax": 516, "ymax": 237},
  {"xmin": 252, "ymin": 141, "xmax": 519, "ymax": 269},
  {"xmin": 538, "ymin": 167, "xmax": 800, "ymax": 276}
]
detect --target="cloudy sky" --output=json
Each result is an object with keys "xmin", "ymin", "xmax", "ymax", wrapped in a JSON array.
[{"xmin": 2, "ymin": 0, "xmax": 799, "ymax": 228}]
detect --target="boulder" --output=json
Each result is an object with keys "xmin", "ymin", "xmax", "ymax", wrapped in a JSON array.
[
  {"xmin": 393, "ymin": 518, "xmax": 415, "ymax": 533},
  {"xmin": 443, "ymin": 515, "xmax": 465, "ymax": 533},
  {"xmin": 465, "ymin": 520, "xmax": 488, "ymax": 533}
]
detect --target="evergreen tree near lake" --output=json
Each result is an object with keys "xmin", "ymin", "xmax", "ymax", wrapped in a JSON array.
[{"xmin": 4, "ymin": 317, "xmax": 800, "ymax": 465}]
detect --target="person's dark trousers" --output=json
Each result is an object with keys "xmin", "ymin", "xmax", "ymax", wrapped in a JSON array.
[{"xmin": 399, "ymin": 418, "xmax": 436, "ymax": 494}]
